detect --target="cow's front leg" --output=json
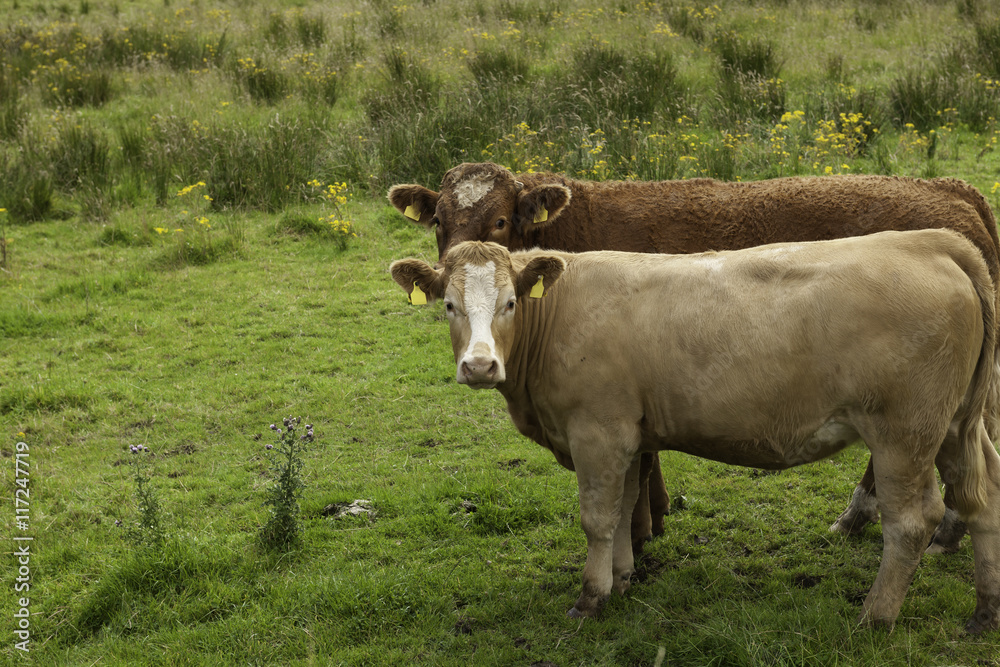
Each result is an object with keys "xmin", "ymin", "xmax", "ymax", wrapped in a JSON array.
[
  {"xmin": 859, "ymin": 455, "xmax": 942, "ymax": 626},
  {"xmin": 567, "ymin": 423, "xmax": 640, "ymax": 618}
]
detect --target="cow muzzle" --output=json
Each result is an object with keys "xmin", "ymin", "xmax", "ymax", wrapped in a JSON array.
[{"xmin": 458, "ymin": 354, "xmax": 505, "ymax": 388}]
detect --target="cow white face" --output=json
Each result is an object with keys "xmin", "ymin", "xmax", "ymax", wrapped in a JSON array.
[
  {"xmin": 444, "ymin": 260, "xmax": 518, "ymax": 388},
  {"xmin": 390, "ymin": 241, "xmax": 567, "ymax": 390}
]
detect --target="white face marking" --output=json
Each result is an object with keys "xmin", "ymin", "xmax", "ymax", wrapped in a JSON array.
[
  {"xmin": 455, "ymin": 175, "xmax": 495, "ymax": 209},
  {"xmin": 461, "ymin": 261, "xmax": 500, "ymax": 363}
]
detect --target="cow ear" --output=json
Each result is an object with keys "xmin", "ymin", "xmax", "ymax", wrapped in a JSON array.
[
  {"xmin": 388, "ymin": 184, "xmax": 439, "ymax": 228},
  {"xmin": 514, "ymin": 184, "xmax": 571, "ymax": 230},
  {"xmin": 515, "ymin": 256, "xmax": 567, "ymax": 299},
  {"xmin": 389, "ymin": 259, "xmax": 446, "ymax": 303}
]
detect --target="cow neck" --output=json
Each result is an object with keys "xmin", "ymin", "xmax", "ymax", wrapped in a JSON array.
[{"xmin": 496, "ymin": 288, "xmax": 556, "ymax": 403}]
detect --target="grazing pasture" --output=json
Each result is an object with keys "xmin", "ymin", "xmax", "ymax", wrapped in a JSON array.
[{"xmin": 2, "ymin": 0, "xmax": 1000, "ymax": 664}]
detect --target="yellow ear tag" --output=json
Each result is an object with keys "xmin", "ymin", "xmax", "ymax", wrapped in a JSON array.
[
  {"xmin": 410, "ymin": 282, "xmax": 427, "ymax": 305},
  {"xmin": 529, "ymin": 276, "xmax": 544, "ymax": 299},
  {"xmin": 533, "ymin": 207, "xmax": 548, "ymax": 224},
  {"xmin": 403, "ymin": 204, "xmax": 421, "ymax": 221}
]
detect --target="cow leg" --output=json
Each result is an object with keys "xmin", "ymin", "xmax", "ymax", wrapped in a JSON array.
[
  {"xmin": 567, "ymin": 422, "xmax": 641, "ymax": 619},
  {"xmin": 614, "ymin": 457, "xmax": 642, "ymax": 596},
  {"xmin": 964, "ymin": 426, "xmax": 1000, "ymax": 634},
  {"xmin": 631, "ymin": 453, "xmax": 654, "ymax": 556},
  {"xmin": 647, "ymin": 454, "xmax": 670, "ymax": 536},
  {"xmin": 829, "ymin": 457, "xmax": 880, "ymax": 535},
  {"xmin": 925, "ymin": 486, "xmax": 968, "ymax": 555},
  {"xmin": 858, "ymin": 452, "xmax": 943, "ymax": 627}
]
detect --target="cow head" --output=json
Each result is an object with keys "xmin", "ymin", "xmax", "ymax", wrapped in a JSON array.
[
  {"xmin": 388, "ymin": 162, "xmax": 572, "ymax": 262},
  {"xmin": 390, "ymin": 241, "xmax": 566, "ymax": 389}
]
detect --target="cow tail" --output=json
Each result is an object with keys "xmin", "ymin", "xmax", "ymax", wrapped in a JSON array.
[
  {"xmin": 948, "ymin": 179, "xmax": 1000, "ymax": 443},
  {"xmin": 951, "ymin": 236, "xmax": 996, "ymax": 519},
  {"xmin": 968, "ymin": 184, "xmax": 1000, "ymax": 444}
]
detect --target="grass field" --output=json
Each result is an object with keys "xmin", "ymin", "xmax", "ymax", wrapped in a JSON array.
[{"xmin": 3, "ymin": 0, "xmax": 1000, "ymax": 664}]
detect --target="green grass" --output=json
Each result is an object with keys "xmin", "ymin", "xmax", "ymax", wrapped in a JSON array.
[{"xmin": 2, "ymin": 0, "xmax": 1000, "ymax": 664}]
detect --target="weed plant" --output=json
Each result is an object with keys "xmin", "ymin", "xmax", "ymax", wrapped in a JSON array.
[
  {"xmin": 122, "ymin": 445, "xmax": 165, "ymax": 550},
  {"xmin": 259, "ymin": 417, "xmax": 314, "ymax": 551}
]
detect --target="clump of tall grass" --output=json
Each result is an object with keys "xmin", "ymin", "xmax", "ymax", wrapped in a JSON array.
[
  {"xmin": 231, "ymin": 55, "xmax": 289, "ymax": 104},
  {"xmin": 50, "ymin": 121, "xmax": 112, "ymax": 191},
  {"xmin": 888, "ymin": 68, "xmax": 997, "ymax": 132},
  {"xmin": 974, "ymin": 17, "xmax": 1000, "ymax": 77},
  {"xmin": 363, "ymin": 47, "xmax": 439, "ymax": 123},
  {"xmin": 494, "ymin": 0, "xmax": 561, "ymax": 25},
  {"xmin": 0, "ymin": 66, "xmax": 25, "ymax": 140},
  {"xmin": 40, "ymin": 65, "xmax": 114, "ymax": 108},
  {"xmin": 712, "ymin": 30, "xmax": 784, "ymax": 124},
  {"xmin": 713, "ymin": 29, "xmax": 782, "ymax": 80},
  {"xmin": 664, "ymin": 3, "xmax": 720, "ymax": 43},
  {"xmin": 96, "ymin": 23, "xmax": 227, "ymax": 70},
  {"xmin": 467, "ymin": 46, "xmax": 532, "ymax": 87},
  {"xmin": 201, "ymin": 116, "xmax": 321, "ymax": 211},
  {"xmin": 715, "ymin": 70, "xmax": 786, "ymax": 125},
  {"xmin": 0, "ymin": 154, "xmax": 55, "ymax": 224},
  {"xmin": 566, "ymin": 41, "xmax": 683, "ymax": 124}
]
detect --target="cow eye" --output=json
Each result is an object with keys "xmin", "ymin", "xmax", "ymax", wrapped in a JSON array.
[
  {"xmin": 495, "ymin": 218, "xmax": 506, "ymax": 230},
  {"xmin": 505, "ymin": 299, "xmax": 516, "ymax": 312},
  {"xmin": 445, "ymin": 302, "xmax": 454, "ymax": 313},
  {"xmin": 432, "ymin": 217, "xmax": 440, "ymax": 227}
]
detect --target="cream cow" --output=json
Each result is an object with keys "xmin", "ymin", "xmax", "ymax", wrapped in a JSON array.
[{"xmin": 391, "ymin": 231, "xmax": 1000, "ymax": 630}]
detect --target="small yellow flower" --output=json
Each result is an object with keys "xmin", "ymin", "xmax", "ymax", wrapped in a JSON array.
[{"xmin": 154, "ymin": 227, "xmax": 167, "ymax": 234}]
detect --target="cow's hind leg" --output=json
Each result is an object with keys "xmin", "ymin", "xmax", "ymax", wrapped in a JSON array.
[
  {"xmin": 925, "ymin": 488, "xmax": 968, "ymax": 555},
  {"xmin": 615, "ymin": 458, "xmax": 642, "ymax": 595},
  {"xmin": 859, "ymin": 451, "xmax": 943, "ymax": 627},
  {"xmin": 631, "ymin": 453, "xmax": 654, "ymax": 556},
  {"xmin": 631, "ymin": 453, "xmax": 669, "ymax": 556},
  {"xmin": 647, "ymin": 455, "xmax": 670, "ymax": 536},
  {"xmin": 830, "ymin": 457, "xmax": 880, "ymax": 535},
  {"xmin": 964, "ymin": 425, "xmax": 1000, "ymax": 634}
]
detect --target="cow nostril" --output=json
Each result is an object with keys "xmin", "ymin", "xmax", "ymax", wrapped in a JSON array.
[{"xmin": 488, "ymin": 361, "xmax": 498, "ymax": 377}]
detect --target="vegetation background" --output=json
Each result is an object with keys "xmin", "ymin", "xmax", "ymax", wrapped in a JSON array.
[{"xmin": 2, "ymin": 0, "xmax": 1000, "ymax": 664}]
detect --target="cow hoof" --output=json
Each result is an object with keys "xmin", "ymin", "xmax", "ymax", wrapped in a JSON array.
[
  {"xmin": 926, "ymin": 511, "xmax": 967, "ymax": 555},
  {"xmin": 856, "ymin": 611, "xmax": 894, "ymax": 630},
  {"xmin": 567, "ymin": 606, "xmax": 590, "ymax": 619},
  {"xmin": 965, "ymin": 606, "xmax": 1000, "ymax": 634},
  {"xmin": 924, "ymin": 541, "xmax": 960, "ymax": 556},
  {"xmin": 829, "ymin": 513, "xmax": 877, "ymax": 536}
]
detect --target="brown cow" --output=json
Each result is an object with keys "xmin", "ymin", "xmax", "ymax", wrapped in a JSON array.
[
  {"xmin": 390, "ymin": 233, "xmax": 1000, "ymax": 631},
  {"xmin": 389, "ymin": 163, "xmax": 1000, "ymax": 554}
]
